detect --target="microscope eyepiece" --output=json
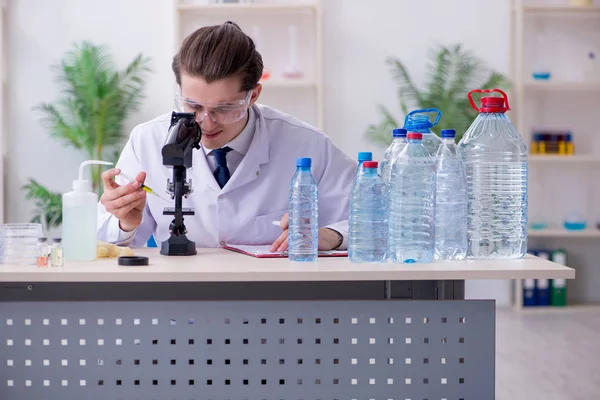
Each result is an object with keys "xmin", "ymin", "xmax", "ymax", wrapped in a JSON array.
[{"xmin": 162, "ymin": 112, "xmax": 202, "ymax": 168}]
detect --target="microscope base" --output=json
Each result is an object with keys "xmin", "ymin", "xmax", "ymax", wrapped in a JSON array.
[{"xmin": 160, "ymin": 234, "xmax": 197, "ymax": 256}]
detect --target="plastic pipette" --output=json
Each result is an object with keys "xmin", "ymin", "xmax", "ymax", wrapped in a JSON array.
[{"xmin": 118, "ymin": 172, "xmax": 171, "ymax": 203}]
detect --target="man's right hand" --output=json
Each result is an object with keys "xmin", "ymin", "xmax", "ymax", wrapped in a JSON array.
[{"xmin": 100, "ymin": 168, "xmax": 147, "ymax": 232}]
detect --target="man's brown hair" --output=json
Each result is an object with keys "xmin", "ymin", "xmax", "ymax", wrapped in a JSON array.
[{"xmin": 172, "ymin": 21, "xmax": 263, "ymax": 92}]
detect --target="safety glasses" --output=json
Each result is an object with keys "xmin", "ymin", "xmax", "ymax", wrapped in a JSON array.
[{"xmin": 175, "ymin": 89, "xmax": 253, "ymax": 125}]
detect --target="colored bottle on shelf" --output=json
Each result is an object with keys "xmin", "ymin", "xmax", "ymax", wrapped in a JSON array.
[
  {"xmin": 566, "ymin": 133, "xmax": 574, "ymax": 155},
  {"xmin": 288, "ymin": 157, "xmax": 318, "ymax": 262},
  {"xmin": 349, "ymin": 161, "xmax": 389, "ymax": 263},
  {"xmin": 523, "ymin": 279, "xmax": 537, "ymax": 307},
  {"xmin": 403, "ymin": 108, "xmax": 442, "ymax": 157},
  {"xmin": 558, "ymin": 134, "xmax": 567, "ymax": 155},
  {"xmin": 550, "ymin": 249, "xmax": 568, "ymax": 306},
  {"xmin": 459, "ymin": 89, "xmax": 528, "ymax": 259},
  {"xmin": 530, "ymin": 134, "xmax": 540, "ymax": 154},
  {"xmin": 535, "ymin": 251, "xmax": 551, "ymax": 306},
  {"xmin": 538, "ymin": 134, "xmax": 547, "ymax": 154}
]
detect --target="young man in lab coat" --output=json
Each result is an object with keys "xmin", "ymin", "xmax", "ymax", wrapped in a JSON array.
[{"xmin": 97, "ymin": 21, "xmax": 356, "ymax": 252}]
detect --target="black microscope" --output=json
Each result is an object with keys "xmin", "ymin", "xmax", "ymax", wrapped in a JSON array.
[{"xmin": 160, "ymin": 111, "xmax": 201, "ymax": 256}]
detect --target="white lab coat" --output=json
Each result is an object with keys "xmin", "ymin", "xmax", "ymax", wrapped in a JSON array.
[{"xmin": 97, "ymin": 104, "xmax": 357, "ymax": 248}]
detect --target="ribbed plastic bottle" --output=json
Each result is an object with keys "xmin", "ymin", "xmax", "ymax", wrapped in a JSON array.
[
  {"xmin": 434, "ymin": 129, "xmax": 467, "ymax": 260},
  {"xmin": 403, "ymin": 108, "xmax": 443, "ymax": 157},
  {"xmin": 355, "ymin": 151, "xmax": 373, "ymax": 179},
  {"xmin": 458, "ymin": 89, "xmax": 528, "ymax": 259},
  {"xmin": 388, "ymin": 132, "xmax": 436, "ymax": 263},
  {"xmin": 349, "ymin": 161, "xmax": 388, "ymax": 262},
  {"xmin": 288, "ymin": 157, "xmax": 319, "ymax": 262},
  {"xmin": 380, "ymin": 128, "xmax": 408, "ymax": 184}
]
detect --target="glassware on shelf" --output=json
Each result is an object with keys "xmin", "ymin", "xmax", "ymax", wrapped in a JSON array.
[
  {"xmin": 529, "ymin": 178, "xmax": 548, "ymax": 230},
  {"xmin": 0, "ymin": 223, "xmax": 44, "ymax": 265},
  {"xmin": 251, "ymin": 25, "xmax": 270, "ymax": 81},
  {"xmin": 532, "ymin": 27, "xmax": 551, "ymax": 81},
  {"xmin": 563, "ymin": 211, "xmax": 587, "ymax": 231},
  {"xmin": 283, "ymin": 24, "xmax": 304, "ymax": 79},
  {"xmin": 584, "ymin": 51, "xmax": 599, "ymax": 82}
]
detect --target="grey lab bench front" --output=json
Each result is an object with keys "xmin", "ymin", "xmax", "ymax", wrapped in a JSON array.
[{"xmin": 0, "ymin": 248, "xmax": 574, "ymax": 400}]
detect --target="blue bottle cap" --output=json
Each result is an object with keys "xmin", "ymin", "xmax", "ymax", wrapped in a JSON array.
[
  {"xmin": 296, "ymin": 157, "xmax": 312, "ymax": 167},
  {"xmin": 357, "ymin": 152, "xmax": 372, "ymax": 162},
  {"xmin": 392, "ymin": 128, "xmax": 407, "ymax": 138},
  {"xmin": 403, "ymin": 108, "xmax": 442, "ymax": 132},
  {"xmin": 441, "ymin": 129, "xmax": 456, "ymax": 138}
]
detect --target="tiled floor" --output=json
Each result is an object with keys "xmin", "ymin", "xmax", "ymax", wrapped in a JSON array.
[{"xmin": 496, "ymin": 306, "xmax": 600, "ymax": 400}]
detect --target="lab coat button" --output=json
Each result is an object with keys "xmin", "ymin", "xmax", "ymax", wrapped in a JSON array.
[
  {"xmin": 218, "ymin": 194, "xmax": 224, "ymax": 199},
  {"xmin": 220, "ymin": 241, "xmax": 225, "ymax": 246}
]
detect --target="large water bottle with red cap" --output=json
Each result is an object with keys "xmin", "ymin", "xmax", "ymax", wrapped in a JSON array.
[{"xmin": 458, "ymin": 89, "xmax": 528, "ymax": 259}]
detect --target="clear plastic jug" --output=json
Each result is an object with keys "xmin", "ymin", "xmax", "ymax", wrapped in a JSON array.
[{"xmin": 458, "ymin": 89, "xmax": 528, "ymax": 259}]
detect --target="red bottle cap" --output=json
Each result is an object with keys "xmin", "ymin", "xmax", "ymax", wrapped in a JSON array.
[
  {"xmin": 407, "ymin": 132, "xmax": 423, "ymax": 140},
  {"xmin": 468, "ymin": 89, "xmax": 510, "ymax": 113},
  {"xmin": 362, "ymin": 161, "xmax": 378, "ymax": 169}
]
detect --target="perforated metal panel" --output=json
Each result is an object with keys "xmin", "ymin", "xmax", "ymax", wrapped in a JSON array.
[{"xmin": 0, "ymin": 300, "xmax": 494, "ymax": 400}]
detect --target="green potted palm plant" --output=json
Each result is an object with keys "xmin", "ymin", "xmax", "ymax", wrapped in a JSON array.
[
  {"xmin": 23, "ymin": 41, "xmax": 151, "ymax": 230},
  {"xmin": 365, "ymin": 44, "xmax": 509, "ymax": 146}
]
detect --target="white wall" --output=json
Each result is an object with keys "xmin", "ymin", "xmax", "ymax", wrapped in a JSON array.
[
  {"xmin": 6, "ymin": 0, "xmax": 512, "ymax": 305},
  {"xmin": 6, "ymin": 0, "xmax": 176, "ymax": 232}
]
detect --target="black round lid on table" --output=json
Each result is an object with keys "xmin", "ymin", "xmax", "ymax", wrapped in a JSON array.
[{"xmin": 117, "ymin": 256, "xmax": 149, "ymax": 266}]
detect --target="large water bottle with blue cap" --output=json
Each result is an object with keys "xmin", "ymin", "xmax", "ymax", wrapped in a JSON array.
[
  {"xmin": 355, "ymin": 152, "xmax": 372, "ymax": 179},
  {"xmin": 349, "ymin": 161, "xmax": 388, "ymax": 262},
  {"xmin": 435, "ymin": 129, "xmax": 467, "ymax": 260},
  {"xmin": 288, "ymin": 157, "xmax": 319, "ymax": 262},
  {"xmin": 403, "ymin": 108, "xmax": 443, "ymax": 157},
  {"xmin": 389, "ymin": 132, "xmax": 436, "ymax": 263},
  {"xmin": 380, "ymin": 128, "xmax": 407, "ymax": 184},
  {"xmin": 459, "ymin": 89, "xmax": 528, "ymax": 259}
]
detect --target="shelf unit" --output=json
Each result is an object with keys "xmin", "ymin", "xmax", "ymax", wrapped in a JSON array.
[
  {"xmin": 0, "ymin": 0, "xmax": 6, "ymax": 224},
  {"xmin": 529, "ymin": 228, "xmax": 600, "ymax": 238},
  {"xmin": 520, "ymin": 5, "xmax": 600, "ymax": 12},
  {"xmin": 174, "ymin": 0, "xmax": 324, "ymax": 130},
  {"xmin": 529, "ymin": 154, "xmax": 600, "ymax": 163},
  {"xmin": 510, "ymin": 0, "xmax": 600, "ymax": 312},
  {"xmin": 518, "ymin": 303, "xmax": 600, "ymax": 314},
  {"xmin": 523, "ymin": 80, "xmax": 600, "ymax": 91}
]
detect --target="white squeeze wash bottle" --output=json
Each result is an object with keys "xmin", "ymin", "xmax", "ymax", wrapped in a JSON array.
[{"xmin": 62, "ymin": 160, "xmax": 113, "ymax": 261}]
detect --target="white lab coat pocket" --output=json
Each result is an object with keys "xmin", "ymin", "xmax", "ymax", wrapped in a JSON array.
[{"xmin": 254, "ymin": 211, "xmax": 287, "ymax": 243}]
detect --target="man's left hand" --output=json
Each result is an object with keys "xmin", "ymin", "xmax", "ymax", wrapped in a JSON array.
[{"xmin": 269, "ymin": 212, "xmax": 343, "ymax": 253}]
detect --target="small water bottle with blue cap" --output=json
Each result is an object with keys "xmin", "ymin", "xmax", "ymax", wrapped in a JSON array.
[
  {"xmin": 434, "ymin": 129, "xmax": 467, "ymax": 260},
  {"xmin": 403, "ymin": 108, "xmax": 443, "ymax": 157},
  {"xmin": 355, "ymin": 152, "xmax": 372, "ymax": 179},
  {"xmin": 380, "ymin": 128, "xmax": 407, "ymax": 184},
  {"xmin": 288, "ymin": 157, "xmax": 319, "ymax": 262}
]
